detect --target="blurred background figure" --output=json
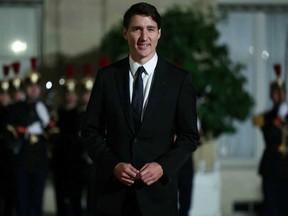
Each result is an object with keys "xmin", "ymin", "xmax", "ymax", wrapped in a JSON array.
[
  {"xmin": 8, "ymin": 57, "xmax": 51, "ymax": 216},
  {"xmin": 2, "ymin": 61, "xmax": 28, "ymax": 216},
  {"xmin": 0, "ymin": 65, "xmax": 15, "ymax": 216},
  {"xmin": 79, "ymin": 64, "xmax": 96, "ymax": 216},
  {"xmin": 0, "ymin": 65, "xmax": 11, "ymax": 107},
  {"xmin": 177, "ymin": 117, "xmax": 203, "ymax": 216},
  {"xmin": 50, "ymin": 65, "xmax": 83, "ymax": 216},
  {"xmin": 252, "ymin": 63, "xmax": 288, "ymax": 216}
]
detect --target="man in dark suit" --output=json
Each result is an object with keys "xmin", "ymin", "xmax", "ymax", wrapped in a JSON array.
[{"xmin": 81, "ymin": 2, "xmax": 199, "ymax": 216}]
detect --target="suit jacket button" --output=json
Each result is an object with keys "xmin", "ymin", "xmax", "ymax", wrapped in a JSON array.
[{"xmin": 134, "ymin": 138, "xmax": 137, "ymax": 144}]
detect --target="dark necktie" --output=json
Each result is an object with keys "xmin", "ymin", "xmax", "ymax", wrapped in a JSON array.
[{"xmin": 131, "ymin": 66, "xmax": 145, "ymax": 131}]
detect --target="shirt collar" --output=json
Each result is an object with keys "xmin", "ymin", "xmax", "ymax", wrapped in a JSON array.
[{"xmin": 129, "ymin": 53, "xmax": 158, "ymax": 76}]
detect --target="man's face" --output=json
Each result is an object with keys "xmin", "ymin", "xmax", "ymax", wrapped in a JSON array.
[
  {"xmin": 13, "ymin": 90, "xmax": 26, "ymax": 102},
  {"xmin": 26, "ymin": 84, "xmax": 41, "ymax": 101},
  {"xmin": 270, "ymin": 89, "xmax": 286, "ymax": 105},
  {"xmin": 124, "ymin": 15, "xmax": 161, "ymax": 64},
  {"xmin": 0, "ymin": 92, "xmax": 11, "ymax": 106},
  {"xmin": 65, "ymin": 92, "xmax": 78, "ymax": 105}
]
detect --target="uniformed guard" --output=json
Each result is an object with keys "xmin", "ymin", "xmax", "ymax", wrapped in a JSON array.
[
  {"xmin": 8, "ymin": 57, "xmax": 51, "ymax": 216},
  {"xmin": 51, "ymin": 65, "xmax": 83, "ymax": 216},
  {"xmin": 0, "ymin": 64, "xmax": 14, "ymax": 216},
  {"xmin": 252, "ymin": 63, "xmax": 288, "ymax": 216},
  {"xmin": 0, "ymin": 65, "xmax": 11, "ymax": 106},
  {"xmin": 79, "ymin": 64, "xmax": 97, "ymax": 216}
]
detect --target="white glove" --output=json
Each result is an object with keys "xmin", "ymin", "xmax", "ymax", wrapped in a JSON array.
[
  {"xmin": 35, "ymin": 101, "xmax": 50, "ymax": 127},
  {"xmin": 278, "ymin": 102, "xmax": 288, "ymax": 120},
  {"xmin": 26, "ymin": 102, "xmax": 50, "ymax": 136},
  {"xmin": 27, "ymin": 122, "xmax": 43, "ymax": 135}
]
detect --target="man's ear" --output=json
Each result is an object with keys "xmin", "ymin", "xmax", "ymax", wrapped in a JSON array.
[
  {"xmin": 123, "ymin": 29, "xmax": 127, "ymax": 40},
  {"xmin": 158, "ymin": 29, "xmax": 161, "ymax": 40}
]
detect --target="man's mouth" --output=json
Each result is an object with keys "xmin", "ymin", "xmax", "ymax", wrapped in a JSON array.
[{"xmin": 138, "ymin": 43, "xmax": 149, "ymax": 49}]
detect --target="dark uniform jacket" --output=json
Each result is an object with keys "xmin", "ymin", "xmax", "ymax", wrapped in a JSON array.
[
  {"xmin": 8, "ymin": 100, "xmax": 49, "ymax": 172},
  {"xmin": 258, "ymin": 107, "xmax": 288, "ymax": 179},
  {"xmin": 0, "ymin": 105, "xmax": 9, "ymax": 164}
]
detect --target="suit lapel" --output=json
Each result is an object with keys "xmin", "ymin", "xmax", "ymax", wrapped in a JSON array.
[
  {"xmin": 115, "ymin": 58, "xmax": 135, "ymax": 134},
  {"xmin": 115, "ymin": 58, "xmax": 169, "ymax": 134},
  {"xmin": 141, "ymin": 59, "xmax": 168, "ymax": 127}
]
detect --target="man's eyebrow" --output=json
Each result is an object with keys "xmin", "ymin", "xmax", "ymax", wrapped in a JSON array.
[
  {"xmin": 130, "ymin": 25, "xmax": 142, "ymax": 29},
  {"xmin": 130, "ymin": 25, "xmax": 157, "ymax": 29}
]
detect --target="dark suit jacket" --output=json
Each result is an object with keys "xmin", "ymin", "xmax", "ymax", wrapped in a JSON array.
[{"xmin": 81, "ymin": 57, "xmax": 199, "ymax": 216}]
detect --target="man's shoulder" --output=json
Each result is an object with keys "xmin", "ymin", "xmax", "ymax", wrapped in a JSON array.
[
  {"xmin": 100, "ymin": 57, "xmax": 129, "ymax": 72},
  {"xmin": 252, "ymin": 110, "xmax": 272, "ymax": 128},
  {"xmin": 157, "ymin": 57, "xmax": 189, "ymax": 75},
  {"xmin": 95, "ymin": 58, "xmax": 127, "ymax": 81}
]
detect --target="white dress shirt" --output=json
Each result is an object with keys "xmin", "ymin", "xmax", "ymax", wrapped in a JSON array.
[{"xmin": 129, "ymin": 53, "xmax": 158, "ymax": 120}]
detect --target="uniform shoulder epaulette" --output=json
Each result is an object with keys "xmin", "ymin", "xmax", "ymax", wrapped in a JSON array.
[{"xmin": 252, "ymin": 112, "xmax": 267, "ymax": 128}]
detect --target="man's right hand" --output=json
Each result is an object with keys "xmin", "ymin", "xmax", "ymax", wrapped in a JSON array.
[{"xmin": 114, "ymin": 162, "xmax": 139, "ymax": 186}]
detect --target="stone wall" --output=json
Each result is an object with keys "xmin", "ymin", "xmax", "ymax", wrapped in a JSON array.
[{"xmin": 43, "ymin": 0, "xmax": 215, "ymax": 63}]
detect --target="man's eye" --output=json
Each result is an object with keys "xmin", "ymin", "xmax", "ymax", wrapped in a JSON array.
[{"xmin": 132, "ymin": 28, "xmax": 141, "ymax": 31}]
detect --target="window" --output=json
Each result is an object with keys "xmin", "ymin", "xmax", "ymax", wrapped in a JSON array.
[
  {"xmin": 216, "ymin": 4, "xmax": 288, "ymax": 164},
  {"xmin": 0, "ymin": 2, "xmax": 43, "ymax": 78}
]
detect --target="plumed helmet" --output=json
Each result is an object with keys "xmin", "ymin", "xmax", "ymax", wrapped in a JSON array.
[
  {"xmin": 64, "ymin": 65, "xmax": 77, "ymax": 92},
  {"xmin": 1, "ymin": 65, "xmax": 10, "ymax": 93},
  {"xmin": 81, "ymin": 64, "xmax": 94, "ymax": 92},
  {"xmin": 270, "ymin": 63, "xmax": 285, "ymax": 91},
  {"xmin": 25, "ymin": 57, "xmax": 41, "ymax": 86},
  {"xmin": 10, "ymin": 61, "xmax": 23, "ymax": 91}
]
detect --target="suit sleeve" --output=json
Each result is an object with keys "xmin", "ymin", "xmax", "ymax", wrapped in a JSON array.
[
  {"xmin": 157, "ymin": 72, "xmax": 199, "ymax": 182},
  {"xmin": 81, "ymin": 70, "xmax": 120, "ymax": 180}
]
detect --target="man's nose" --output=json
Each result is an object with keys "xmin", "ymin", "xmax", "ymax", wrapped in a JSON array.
[{"xmin": 140, "ymin": 30, "xmax": 148, "ymax": 40}]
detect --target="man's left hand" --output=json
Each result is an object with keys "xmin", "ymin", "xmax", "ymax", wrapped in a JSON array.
[{"xmin": 136, "ymin": 162, "xmax": 163, "ymax": 185}]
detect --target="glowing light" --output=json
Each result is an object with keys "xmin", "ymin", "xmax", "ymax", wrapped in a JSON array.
[
  {"xmin": 261, "ymin": 50, "xmax": 269, "ymax": 60},
  {"xmin": 11, "ymin": 40, "xmax": 27, "ymax": 53},
  {"xmin": 59, "ymin": 78, "xmax": 65, "ymax": 85},
  {"xmin": 46, "ymin": 81, "xmax": 52, "ymax": 89}
]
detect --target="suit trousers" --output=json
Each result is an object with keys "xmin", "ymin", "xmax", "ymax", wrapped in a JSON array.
[
  {"xmin": 121, "ymin": 188, "xmax": 143, "ymax": 216},
  {"xmin": 95, "ymin": 188, "xmax": 143, "ymax": 216}
]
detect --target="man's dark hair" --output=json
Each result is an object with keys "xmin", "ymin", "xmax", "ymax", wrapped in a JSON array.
[{"xmin": 123, "ymin": 2, "xmax": 161, "ymax": 29}]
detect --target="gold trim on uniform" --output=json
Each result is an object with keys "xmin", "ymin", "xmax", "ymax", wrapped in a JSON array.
[
  {"xmin": 6, "ymin": 124, "xmax": 18, "ymax": 138},
  {"xmin": 252, "ymin": 113, "xmax": 265, "ymax": 128},
  {"xmin": 279, "ymin": 124, "xmax": 288, "ymax": 155},
  {"xmin": 29, "ymin": 134, "xmax": 39, "ymax": 145}
]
